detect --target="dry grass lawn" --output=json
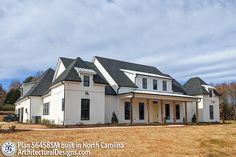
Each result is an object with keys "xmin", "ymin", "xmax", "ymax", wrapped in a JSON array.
[{"xmin": 0, "ymin": 123, "xmax": 236, "ymax": 157}]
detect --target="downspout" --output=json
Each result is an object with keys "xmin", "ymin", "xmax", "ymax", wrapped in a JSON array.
[
  {"xmin": 62, "ymin": 81, "xmax": 66, "ymax": 126},
  {"xmin": 28, "ymin": 96, "xmax": 31, "ymax": 122}
]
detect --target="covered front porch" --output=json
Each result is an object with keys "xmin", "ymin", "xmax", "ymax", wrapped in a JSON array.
[{"xmin": 119, "ymin": 91, "xmax": 200, "ymax": 124}]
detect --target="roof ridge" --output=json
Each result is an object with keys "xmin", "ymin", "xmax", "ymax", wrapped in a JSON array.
[{"xmin": 95, "ymin": 56, "xmax": 157, "ymax": 69}]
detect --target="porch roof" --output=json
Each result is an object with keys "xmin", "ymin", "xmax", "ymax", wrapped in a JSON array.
[{"xmin": 119, "ymin": 90, "xmax": 200, "ymax": 102}]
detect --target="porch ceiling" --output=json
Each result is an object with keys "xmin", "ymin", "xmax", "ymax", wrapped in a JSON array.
[{"xmin": 119, "ymin": 91, "xmax": 200, "ymax": 102}]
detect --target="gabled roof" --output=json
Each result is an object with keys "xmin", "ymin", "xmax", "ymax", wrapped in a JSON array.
[
  {"xmin": 172, "ymin": 79, "xmax": 187, "ymax": 94},
  {"xmin": 60, "ymin": 57, "xmax": 74, "ymax": 68},
  {"xmin": 95, "ymin": 56, "xmax": 171, "ymax": 88},
  {"xmin": 183, "ymin": 77, "xmax": 210, "ymax": 95},
  {"xmin": 52, "ymin": 57, "xmax": 107, "ymax": 86},
  {"xmin": 16, "ymin": 68, "xmax": 55, "ymax": 102}
]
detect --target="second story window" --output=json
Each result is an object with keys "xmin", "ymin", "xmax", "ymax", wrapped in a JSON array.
[
  {"xmin": 83, "ymin": 76, "xmax": 90, "ymax": 87},
  {"xmin": 153, "ymin": 79, "xmax": 157, "ymax": 90},
  {"xmin": 142, "ymin": 78, "xmax": 147, "ymax": 89},
  {"xmin": 163, "ymin": 81, "xmax": 167, "ymax": 91}
]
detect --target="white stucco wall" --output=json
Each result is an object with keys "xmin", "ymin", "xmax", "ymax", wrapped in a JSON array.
[
  {"xmin": 42, "ymin": 84, "xmax": 65, "ymax": 124},
  {"xmin": 64, "ymin": 78, "xmax": 106, "ymax": 125},
  {"xmin": 105, "ymin": 95, "xmax": 119, "ymax": 123}
]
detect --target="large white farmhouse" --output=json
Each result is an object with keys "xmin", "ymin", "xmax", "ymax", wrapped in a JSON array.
[{"xmin": 15, "ymin": 56, "xmax": 220, "ymax": 125}]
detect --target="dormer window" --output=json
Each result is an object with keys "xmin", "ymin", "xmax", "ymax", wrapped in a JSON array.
[
  {"xmin": 153, "ymin": 79, "xmax": 157, "ymax": 90},
  {"xmin": 163, "ymin": 81, "xmax": 167, "ymax": 91},
  {"xmin": 142, "ymin": 78, "xmax": 147, "ymax": 89},
  {"xmin": 83, "ymin": 76, "xmax": 90, "ymax": 87},
  {"xmin": 209, "ymin": 90, "xmax": 213, "ymax": 97}
]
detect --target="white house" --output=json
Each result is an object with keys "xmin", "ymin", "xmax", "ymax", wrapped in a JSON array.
[{"xmin": 15, "ymin": 56, "xmax": 220, "ymax": 125}]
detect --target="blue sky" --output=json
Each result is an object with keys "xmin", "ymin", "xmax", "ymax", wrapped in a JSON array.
[{"xmin": 1, "ymin": 0, "xmax": 236, "ymax": 90}]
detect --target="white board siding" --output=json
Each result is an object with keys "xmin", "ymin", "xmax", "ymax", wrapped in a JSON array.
[
  {"xmin": 64, "ymin": 81, "xmax": 105, "ymax": 125},
  {"xmin": 15, "ymin": 99, "xmax": 30, "ymax": 123}
]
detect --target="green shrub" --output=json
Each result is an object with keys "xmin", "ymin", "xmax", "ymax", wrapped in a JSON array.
[
  {"xmin": 0, "ymin": 104, "xmax": 15, "ymax": 111},
  {"xmin": 192, "ymin": 114, "xmax": 197, "ymax": 123},
  {"xmin": 111, "ymin": 112, "xmax": 118, "ymax": 124}
]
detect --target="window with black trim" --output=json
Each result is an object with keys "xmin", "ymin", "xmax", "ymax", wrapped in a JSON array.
[
  {"xmin": 153, "ymin": 79, "xmax": 157, "ymax": 90},
  {"xmin": 43, "ymin": 103, "xmax": 50, "ymax": 115},
  {"xmin": 83, "ymin": 76, "xmax": 90, "ymax": 87},
  {"xmin": 142, "ymin": 78, "xmax": 147, "ymax": 89},
  {"xmin": 139, "ymin": 103, "xmax": 144, "ymax": 120},
  {"xmin": 124, "ymin": 102, "xmax": 131, "ymax": 120},
  {"xmin": 165, "ymin": 104, "xmax": 170, "ymax": 119},
  {"xmin": 81, "ymin": 99, "xmax": 90, "ymax": 120},
  {"xmin": 176, "ymin": 104, "xmax": 180, "ymax": 120},
  {"xmin": 209, "ymin": 105, "xmax": 214, "ymax": 120},
  {"xmin": 163, "ymin": 81, "xmax": 167, "ymax": 91}
]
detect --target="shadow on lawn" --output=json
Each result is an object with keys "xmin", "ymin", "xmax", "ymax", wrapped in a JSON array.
[{"xmin": 0, "ymin": 129, "xmax": 31, "ymax": 134}]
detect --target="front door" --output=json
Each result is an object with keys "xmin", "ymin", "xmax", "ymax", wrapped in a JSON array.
[{"xmin": 153, "ymin": 101, "xmax": 158, "ymax": 122}]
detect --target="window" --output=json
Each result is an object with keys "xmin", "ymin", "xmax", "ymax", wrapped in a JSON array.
[
  {"xmin": 176, "ymin": 104, "xmax": 180, "ymax": 120},
  {"xmin": 163, "ymin": 81, "xmax": 167, "ymax": 91},
  {"xmin": 142, "ymin": 78, "xmax": 147, "ymax": 89},
  {"xmin": 139, "ymin": 103, "xmax": 144, "ymax": 120},
  {"xmin": 209, "ymin": 90, "xmax": 213, "ymax": 97},
  {"xmin": 209, "ymin": 105, "xmax": 214, "ymax": 120},
  {"xmin": 165, "ymin": 104, "xmax": 170, "ymax": 119},
  {"xmin": 153, "ymin": 79, "xmax": 157, "ymax": 90},
  {"xmin": 83, "ymin": 76, "xmax": 90, "ymax": 87},
  {"xmin": 124, "ymin": 102, "xmax": 131, "ymax": 120},
  {"xmin": 62, "ymin": 98, "xmax": 65, "ymax": 111},
  {"xmin": 81, "ymin": 99, "xmax": 90, "ymax": 120},
  {"xmin": 43, "ymin": 103, "xmax": 50, "ymax": 115}
]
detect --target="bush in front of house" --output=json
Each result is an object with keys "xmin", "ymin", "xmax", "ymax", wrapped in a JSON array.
[
  {"xmin": 111, "ymin": 112, "xmax": 118, "ymax": 124},
  {"xmin": 0, "ymin": 104, "xmax": 15, "ymax": 111},
  {"xmin": 192, "ymin": 114, "xmax": 197, "ymax": 123}
]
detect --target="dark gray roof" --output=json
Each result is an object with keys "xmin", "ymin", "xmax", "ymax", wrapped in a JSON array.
[
  {"xmin": 17, "ymin": 68, "xmax": 55, "ymax": 102},
  {"xmin": 95, "ymin": 56, "xmax": 171, "ymax": 88},
  {"xmin": 183, "ymin": 77, "xmax": 210, "ymax": 95},
  {"xmin": 60, "ymin": 57, "xmax": 74, "ymax": 68},
  {"xmin": 52, "ymin": 57, "xmax": 108, "ymax": 86},
  {"xmin": 105, "ymin": 86, "xmax": 117, "ymax": 95},
  {"xmin": 172, "ymin": 80, "xmax": 186, "ymax": 94},
  {"xmin": 84, "ymin": 61, "xmax": 107, "ymax": 84}
]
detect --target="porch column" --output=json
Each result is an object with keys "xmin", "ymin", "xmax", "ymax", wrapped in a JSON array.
[
  {"xmin": 161, "ymin": 100, "xmax": 164, "ymax": 124},
  {"xmin": 196, "ymin": 101, "xmax": 199, "ymax": 123},
  {"xmin": 173, "ymin": 100, "xmax": 176, "ymax": 123},
  {"xmin": 146, "ymin": 99, "xmax": 150, "ymax": 124},
  {"xmin": 185, "ymin": 101, "xmax": 188, "ymax": 123},
  {"xmin": 130, "ymin": 97, "xmax": 134, "ymax": 124}
]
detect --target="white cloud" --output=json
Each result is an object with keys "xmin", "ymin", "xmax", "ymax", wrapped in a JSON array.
[{"xmin": 0, "ymin": 0, "xmax": 236, "ymax": 84}]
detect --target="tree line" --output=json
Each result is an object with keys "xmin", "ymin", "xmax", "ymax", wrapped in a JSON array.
[
  {"xmin": 0, "ymin": 71, "xmax": 43, "ymax": 111},
  {"xmin": 216, "ymin": 82, "xmax": 236, "ymax": 121}
]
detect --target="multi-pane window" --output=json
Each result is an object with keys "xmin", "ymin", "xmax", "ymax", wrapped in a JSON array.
[
  {"xmin": 81, "ymin": 99, "xmax": 90, "ymax": 120},
  {"xmin": 153, "ymin": 79, "xmax": 157, "ymax": 90},
  {"xmin": 163, "ymin": 81, "xmax": 167, "ymax": 91},
  {"xmin": 139, "ymin": 103, "xmax": 144, "ymax": 120},
  {"xmin": 165, "ymin": 104, "xmax": 170, "ymax": 119},
  {"xmin": 209, "ymin": 105, "xmax": 214, "ymax": 120},
  {"xmin": 124, "ymin": 102, "xmax": 131, "ymax": 120},
  {"xmin": 62, "ymin": 98, "xmax": 65, "ymax": 111},
  {"xmin": 83, "ymin": 76, "xmax": 90, "ymax": 87},
  {"xmin": 43, "ymin": 103, "xmax": 50, "ymax": 115},
  {"xmin": 142, "ymin": 78, "xmax": 147, "ymax": 89},
  {"xmin": 176, "ymin": 104, "xmax": 180, "ymax": 120}
]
